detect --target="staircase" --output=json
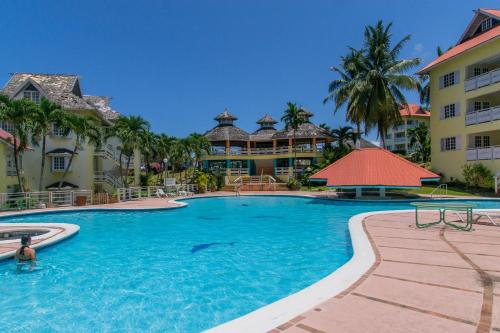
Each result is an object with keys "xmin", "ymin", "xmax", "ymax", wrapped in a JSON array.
[
  {"xmin": 94, "ymin": 144, "xmax": 134, "ymax": 169},
  {"xmin": 94, "ymin": 171, "xmax": 123, "ymax": 189}
]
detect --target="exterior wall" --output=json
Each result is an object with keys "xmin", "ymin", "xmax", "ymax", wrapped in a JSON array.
[
  {"xmin": 384, "ymin": 116, "xmax": 430, "ymax": 152},
  {"xmin": 0, "ymin": 143, "xmax": 19, "ymax": 193},
  {"xmin": 428, "ymin": 38, "xmax": 500, "ymax": 181}
]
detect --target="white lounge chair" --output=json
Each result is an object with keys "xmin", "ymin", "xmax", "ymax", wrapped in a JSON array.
[
  {"xmin": 156, "ymin": 189, "xmax": 167, "ymax": 198},
  {"xmin": 474, "ymin": 211, "xmax": 500, "ymax": 226}
]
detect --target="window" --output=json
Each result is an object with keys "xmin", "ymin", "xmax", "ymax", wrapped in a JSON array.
[
  {"xmin": 52, "ymin": 156, "xmax": 67, "ymax": 171},
  {"xmin": 474, "ymin": 101, "xmax": 490, "ymax": 111},
  {"xmin": 444, "ymin": 104, "xmax": 456, "ymax": 118},
  {"xmin": 442, "ymin": 137, "xmax": 457, "ymax": 151},
  {"xmin": 395, "ymin": 132, "xmax": 405, "ymax": 138},
  {"xmin": 396, "ymin": 144, "xmax": 406, "ymax": 151},
  {"xmin": 0, "ymin": 121, "xmax": 14, "ymax": 134},
  {"xmin": 443, "ymin": 72, "xmax": 455, "ymax": 88},
  {"xmin": 52, "ymin": 124, "xmax": 67, "ymax": 137},
  {"xmin": 480, "ymin": 18, "xmax": 493, "ymax": 32},
  {"xmin": 473, "ymin": 67, "xmax": 489, "ymax": 76},
  {"xmin": 406, "ymin": 120, "xmax": 414, "ymax": 125},
  {"xmin": 23, "ymin": 90, "xmax": 40, "ymax": 104},
  {"xmin": 474, "ymin": 135, "xmax": 491, "ymax": 148},
  {"xmin": 386, "ymin": 145, "xmax": 392, "ymax": 150},
  {"xmin": 385, "ymin": 134, "xmax": 392, "ymax": 139}
]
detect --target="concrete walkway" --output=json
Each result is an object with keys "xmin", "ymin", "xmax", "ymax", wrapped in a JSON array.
[{"xmin": 270, "ymin": 211, "xmax": 500, "ymax": 333}]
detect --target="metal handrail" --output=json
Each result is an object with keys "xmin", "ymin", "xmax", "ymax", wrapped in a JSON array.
[{"xmin": 430, "ymin": 184, "xmax": 448, "ymax": 199}]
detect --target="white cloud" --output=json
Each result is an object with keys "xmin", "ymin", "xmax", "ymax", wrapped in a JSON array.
[{"xmin": 413, "ymin": 43, "xmax": 424, "ymax": 53}]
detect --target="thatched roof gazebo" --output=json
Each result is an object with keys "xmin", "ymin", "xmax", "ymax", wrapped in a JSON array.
[
  {"xmin": 204, "ymin": 109, "xmax": 250, "ymax": 142},
  {"xmin": 250, "ymin": 114, "xmax": 278, "ymax": 142}
]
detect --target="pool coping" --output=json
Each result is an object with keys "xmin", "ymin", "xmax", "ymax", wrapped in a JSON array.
[{"xmin": 0, "ymin": 223, "xmax": 80, "ymax": 260}]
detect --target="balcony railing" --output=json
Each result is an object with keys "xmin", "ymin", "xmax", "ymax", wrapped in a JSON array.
[
  {"xmin": 466, "ymin": 146, "xmax": 500, "ymax": 161},
  {"xmin": 274, "ymin": 167, "xmax": 289, "ymax": 175},
  {"xmin": 394, "ymin": 136, "xmax": 406, "ymax": 143},
  {"xmin": 464, "ymin": 68, "xmax": 500, "ymax": 92},
  {"xmin": 465, "ymin": 106, "xmax": 500, "ymax": 125},
  {"xmin": 6, "ymin": 168, "xmax": 17, "ymax": 176}
]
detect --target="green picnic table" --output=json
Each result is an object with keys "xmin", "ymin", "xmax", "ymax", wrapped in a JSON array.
[{"xmin": 410, "ymin": 202, "xmax": 476, "ymax": 231}]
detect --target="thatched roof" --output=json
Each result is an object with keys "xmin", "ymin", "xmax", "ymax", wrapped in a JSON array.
[
  {"xmin": 256, "ymin": 114, "xmax": 277, "ymax": 125},
  {"xmin": 214, "ymin": 109, "xmax": 237, "ymax": 121},
  {"xmin": 83, "ymin": 95, "xmax": 120, "ymax": 120},
  {"xmin": 1, "ymin": 73, "xmax": 97, "ymax": 111},
  {"xmin": 272, "ymin": 122, "xmax": 331, "ymax": 140},
  {"xmin": 250, "ymin": 128, "xmax": 277, "ymax": 142},
  {"xmin": 204, "ymin": 125, "xmax": 249, "ymax": 142}
]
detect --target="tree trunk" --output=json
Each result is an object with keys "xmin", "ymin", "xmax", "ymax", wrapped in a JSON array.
[
  {"xmin": 118, "ymin": 150, "xmax": 125, "ymax": 188},
  {"xmin": 125, "ymin": 155, "xmax": 132, "ymax": 188},
  {"xmin": 12, "ymin": 134, "xmax": 24, "ymax": 192},
  {"xmin": 58, "ymin": 144, "xmax": 78, "ymax": 190},
  {"xmin": 293, "ymin": 129, "xmax": 297, "ymax": 178},
  {"xmin": 38, "ymin": 134, "xmax": 47, "ymax": 192}
]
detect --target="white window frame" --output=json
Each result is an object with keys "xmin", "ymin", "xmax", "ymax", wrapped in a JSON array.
[
  {"xmin": 480, "ymin": 18, "xmax": 493, "ymax": 32},
  {"xmin": 52, "ymin": 156, "xmax": 67, "ymax": 172},
  {"xmin": 23, "ymin": 90, "xmax": 40, "ymax": 104},
  {"xmin": 443, "ymin": 72, "xmax": 455, "ymax": 88},
  {"xmin": 52, "ymin": 124, "xmax": 67, "ymax": 137},
  {"xmin": 0, "ymin": 121, "xmax": 14, "ymax": 134},
  {"xmin": 443, "ymin": 137, "xmax": 457, "ymax": 151},
  {"xmin": 444, "ymin": 104, "xmax": 456, "ymax": 118}
]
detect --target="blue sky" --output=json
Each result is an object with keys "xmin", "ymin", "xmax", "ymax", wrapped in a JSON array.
[{"xmin": 1, "ymin": 0, "xmax": 498, "ymax": 140}]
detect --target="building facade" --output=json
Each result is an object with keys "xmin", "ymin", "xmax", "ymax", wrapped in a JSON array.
[
  {"xmin": 419, "ymin": 8, "xmax": 500, "ymax": 181},
  {"xmin": 1, "ymin": 73, "xmax": 136, "ymax": 193},
  {"xmin": 383, "ymin": 104, "xmax": 430, "ymax": 153},
  {"xmin": 200, "ymin": 109, "xmax": 332, "ymax": 183}
]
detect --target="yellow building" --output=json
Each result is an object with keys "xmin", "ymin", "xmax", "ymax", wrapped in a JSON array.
[
  {"xmin": 419, "ymin": 8, "xmax": 500, "ymax": 182},
  {"xmin": 0, "ymin": 128, "xmax": 24, "ymax": 193},
  {"xmin": 1, "ymin": 73, "xmax": 136, "ymax": 193}
]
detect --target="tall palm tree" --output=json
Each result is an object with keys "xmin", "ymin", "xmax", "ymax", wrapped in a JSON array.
[
  {"xmin": 108, "ymin": 115, "xmax": 150, "ymax": 187},
  {"xmin": 416, "ymin": 46, "xmax": 450, "ymax": 110},
  {"xmin": 0, "ymin": 95, "xmax": 37, "ymax": 191},
  {"xmin": 31, "ymin": 97, "xmax": 69, "ymax": 191},
  {"xmin": 57, "ymin": 114, "xmax": 101, "ymax": 189},
  {"xmin": 185, "ymin": 133, "xmax": 210, "ymax": 170},
  {"xmin": 407, "ymin": 122, "xmax": 431, "ymax": 163},
  {"xmin": 157, "ymin": 134, "xmax": 177, "ymax": 181},
  {"xmin": 324, "ymin": 49, "xmax": 368, "ymax": 134},
  {"xmin": 281, "ymin": 102, "xmax": 306, "ymax": 177}
]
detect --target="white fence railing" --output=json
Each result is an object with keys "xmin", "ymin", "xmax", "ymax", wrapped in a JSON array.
[
  {"xmin": 0, "ymin": 190, "xmax": 93, "ymax": 211},
  {"xmin": 464, "ymin": 68, "xmax": 500, "ymax": 92},
  {"xmin": 466, "ymin": 146, "xmax": 500, "ymax": 161},
  {"xmin": 465, "ymin": 106, "xmax": 500, "ymax": 125},
  {"xmin": 275, "ymin": 167, "xmax": 289, "ymax": 175},
  {"xmin": 117, "ymin": 185, "xmax": 198, "ymax": 202},
  {"xmin": 94, "ymin": 144, "xmax": 134, "ymax": 168}
]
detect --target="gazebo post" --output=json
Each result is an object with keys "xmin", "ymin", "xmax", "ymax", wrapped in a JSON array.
[
  {"xmin": 379, "ymin": 187, "xmax": 386, "ymax": 198},
  {"xmin": 355, "ymin": 188, "xmax": 362, "ymax": 198}
]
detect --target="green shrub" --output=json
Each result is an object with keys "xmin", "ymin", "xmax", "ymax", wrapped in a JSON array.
[
  {"xmin": 287, "ymin": 178, "xmax": 301, "ymax": 191},
  {"xmin": 462, "ymin": 163, "xmax": 494, "ymax": 189}
]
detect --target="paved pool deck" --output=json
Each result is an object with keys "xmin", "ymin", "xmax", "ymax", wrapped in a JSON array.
[
  {"xmin": 0, "ymin": 193, "xmax": 498, "ymax": 332},
  {"xmin": 269, "ymin": 211, "xmax": 500, "ymax": 333}
]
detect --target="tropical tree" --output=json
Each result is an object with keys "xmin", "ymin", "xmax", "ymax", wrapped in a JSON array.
[
  {"xmin": 108, "ymin": 115, "xmax": 150, "ymax": 187},
  {"xmin": 57, "ymin": 114, "xmax": 101, "ymax": 189},
  {"xmin": 326, "ymin": 21, "xmax": 420, "ymax": 148},
  {"xmin": 31, "ymin": 97, "xmax": 69, "ymax": 191},
  {"xmin": 156, "ymin": 134, "xmax": 177, "ymax": 182},
  {"xmin": 185, "ymin": 133, "xmax": 210, "ymax": 170},
  {"xmin": 407, "ymin": 122, "xmax": 431, "ymax": 163},
  {"xmin": 281, "ymin": 102, "xmax": 306, "ymax": 176},
  {"xmin": 323, "ymin": 49, "xmax": 367, "ymax": 135},
  {"xmin": 319, "ymin": 124, "xmax": 357, "ymax": 163},
  {"xmin": 416, "ymin": 46, "xmax": 449, "ymax": 110},
  {"xmin": 0, "ymin": 95, "xmax": 37, "ymax": 191}
]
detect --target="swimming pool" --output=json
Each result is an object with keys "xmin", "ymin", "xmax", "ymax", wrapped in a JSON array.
[{"xmin": 1, "ymin": 196, "xmax": 499, "ymax": 332}]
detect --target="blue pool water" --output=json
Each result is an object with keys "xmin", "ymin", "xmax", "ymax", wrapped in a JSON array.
[{"xmin": 0, "ymin": 196, "xmax": 499, "ymax": 332}]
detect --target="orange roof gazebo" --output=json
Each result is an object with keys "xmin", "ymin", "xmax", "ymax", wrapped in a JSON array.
[{"xmin": 309, "ymin": 148, "xmax": 440, "ymax": 197}]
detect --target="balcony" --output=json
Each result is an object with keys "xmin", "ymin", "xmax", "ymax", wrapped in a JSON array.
[
  {"xmin": 465, "ymin": 106, "xmax": 500, "ymax": 125},
  {"xmin": 394, "ymin": 136, "xmax": 406, "ymax": 143},
  {"xmin": 6, "ymin": 168, "xmax": 17, "ymax": 176},
  {"xmin": 466, "ymin": 146, "xmax": 500, "ymax": 161},
  {"xmin": 464, "ymin": 68, "xmax": 500, "ymax": 92}
]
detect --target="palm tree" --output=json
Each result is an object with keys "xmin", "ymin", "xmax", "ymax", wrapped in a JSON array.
[
  {"xmin": 416, "ymin": 46, "xmax": 450, "ymax": 110},
  {"xmin": 31, "ymin": 97, "xmax": 69, "ymax": 191},
  {"xmin": 185, "ymin": 133, "xmax": 210, "ymax": 170},
  {"xmin": 407, "ymin": 122, "xmax": 431, "ymax": 163},
  {"xmin": 157, "ymin": 134, "xmax": 177, "ymax": 181},
  {"xmin": 108, "ymin": 115, "xmax": 150, "ymax": 187},
  {"xmin": 281, "ymin": 102, "xmax": 306, "ymax": 177},
  {"xmin": 0, "ymin": 95, "xmax": 37, "ymax": 192},
  {"xmin": 324, "ymin": 49, "xmax": 368, "ymax": 135},
  {"xmin": 57, "ymin": 114, "xmax": 101, "ymax": 189}
]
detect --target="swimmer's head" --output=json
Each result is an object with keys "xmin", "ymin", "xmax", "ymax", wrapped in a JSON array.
[{"xmin": 21, "ymin": 235, "xmax": 31, "ymax": 246}]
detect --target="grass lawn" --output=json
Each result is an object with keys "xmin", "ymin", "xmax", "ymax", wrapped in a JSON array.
[{"xmin": 392, "ymin": 185, "xmax": 494, "ymax": 197}]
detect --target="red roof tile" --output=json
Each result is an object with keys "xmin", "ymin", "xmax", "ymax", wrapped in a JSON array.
[
  {"xmin": 309, "ymin": 148, "xmax": 440, "ymax": 187},
  {"xmin": 481, "ymin": 8, "xmax": 500, "ymax": 17},
  {"xmin": 418, "ymin": 24, "xmax": 500, "ymax": 73},
  {"xmin": 399, "ymin": 104, "xmax": 430, "ymax": 117}
]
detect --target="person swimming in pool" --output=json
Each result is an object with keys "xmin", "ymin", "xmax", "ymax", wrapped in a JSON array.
[{"xmin": 15, "ymin": 235, "xmax": 36, "ymax": 272}]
